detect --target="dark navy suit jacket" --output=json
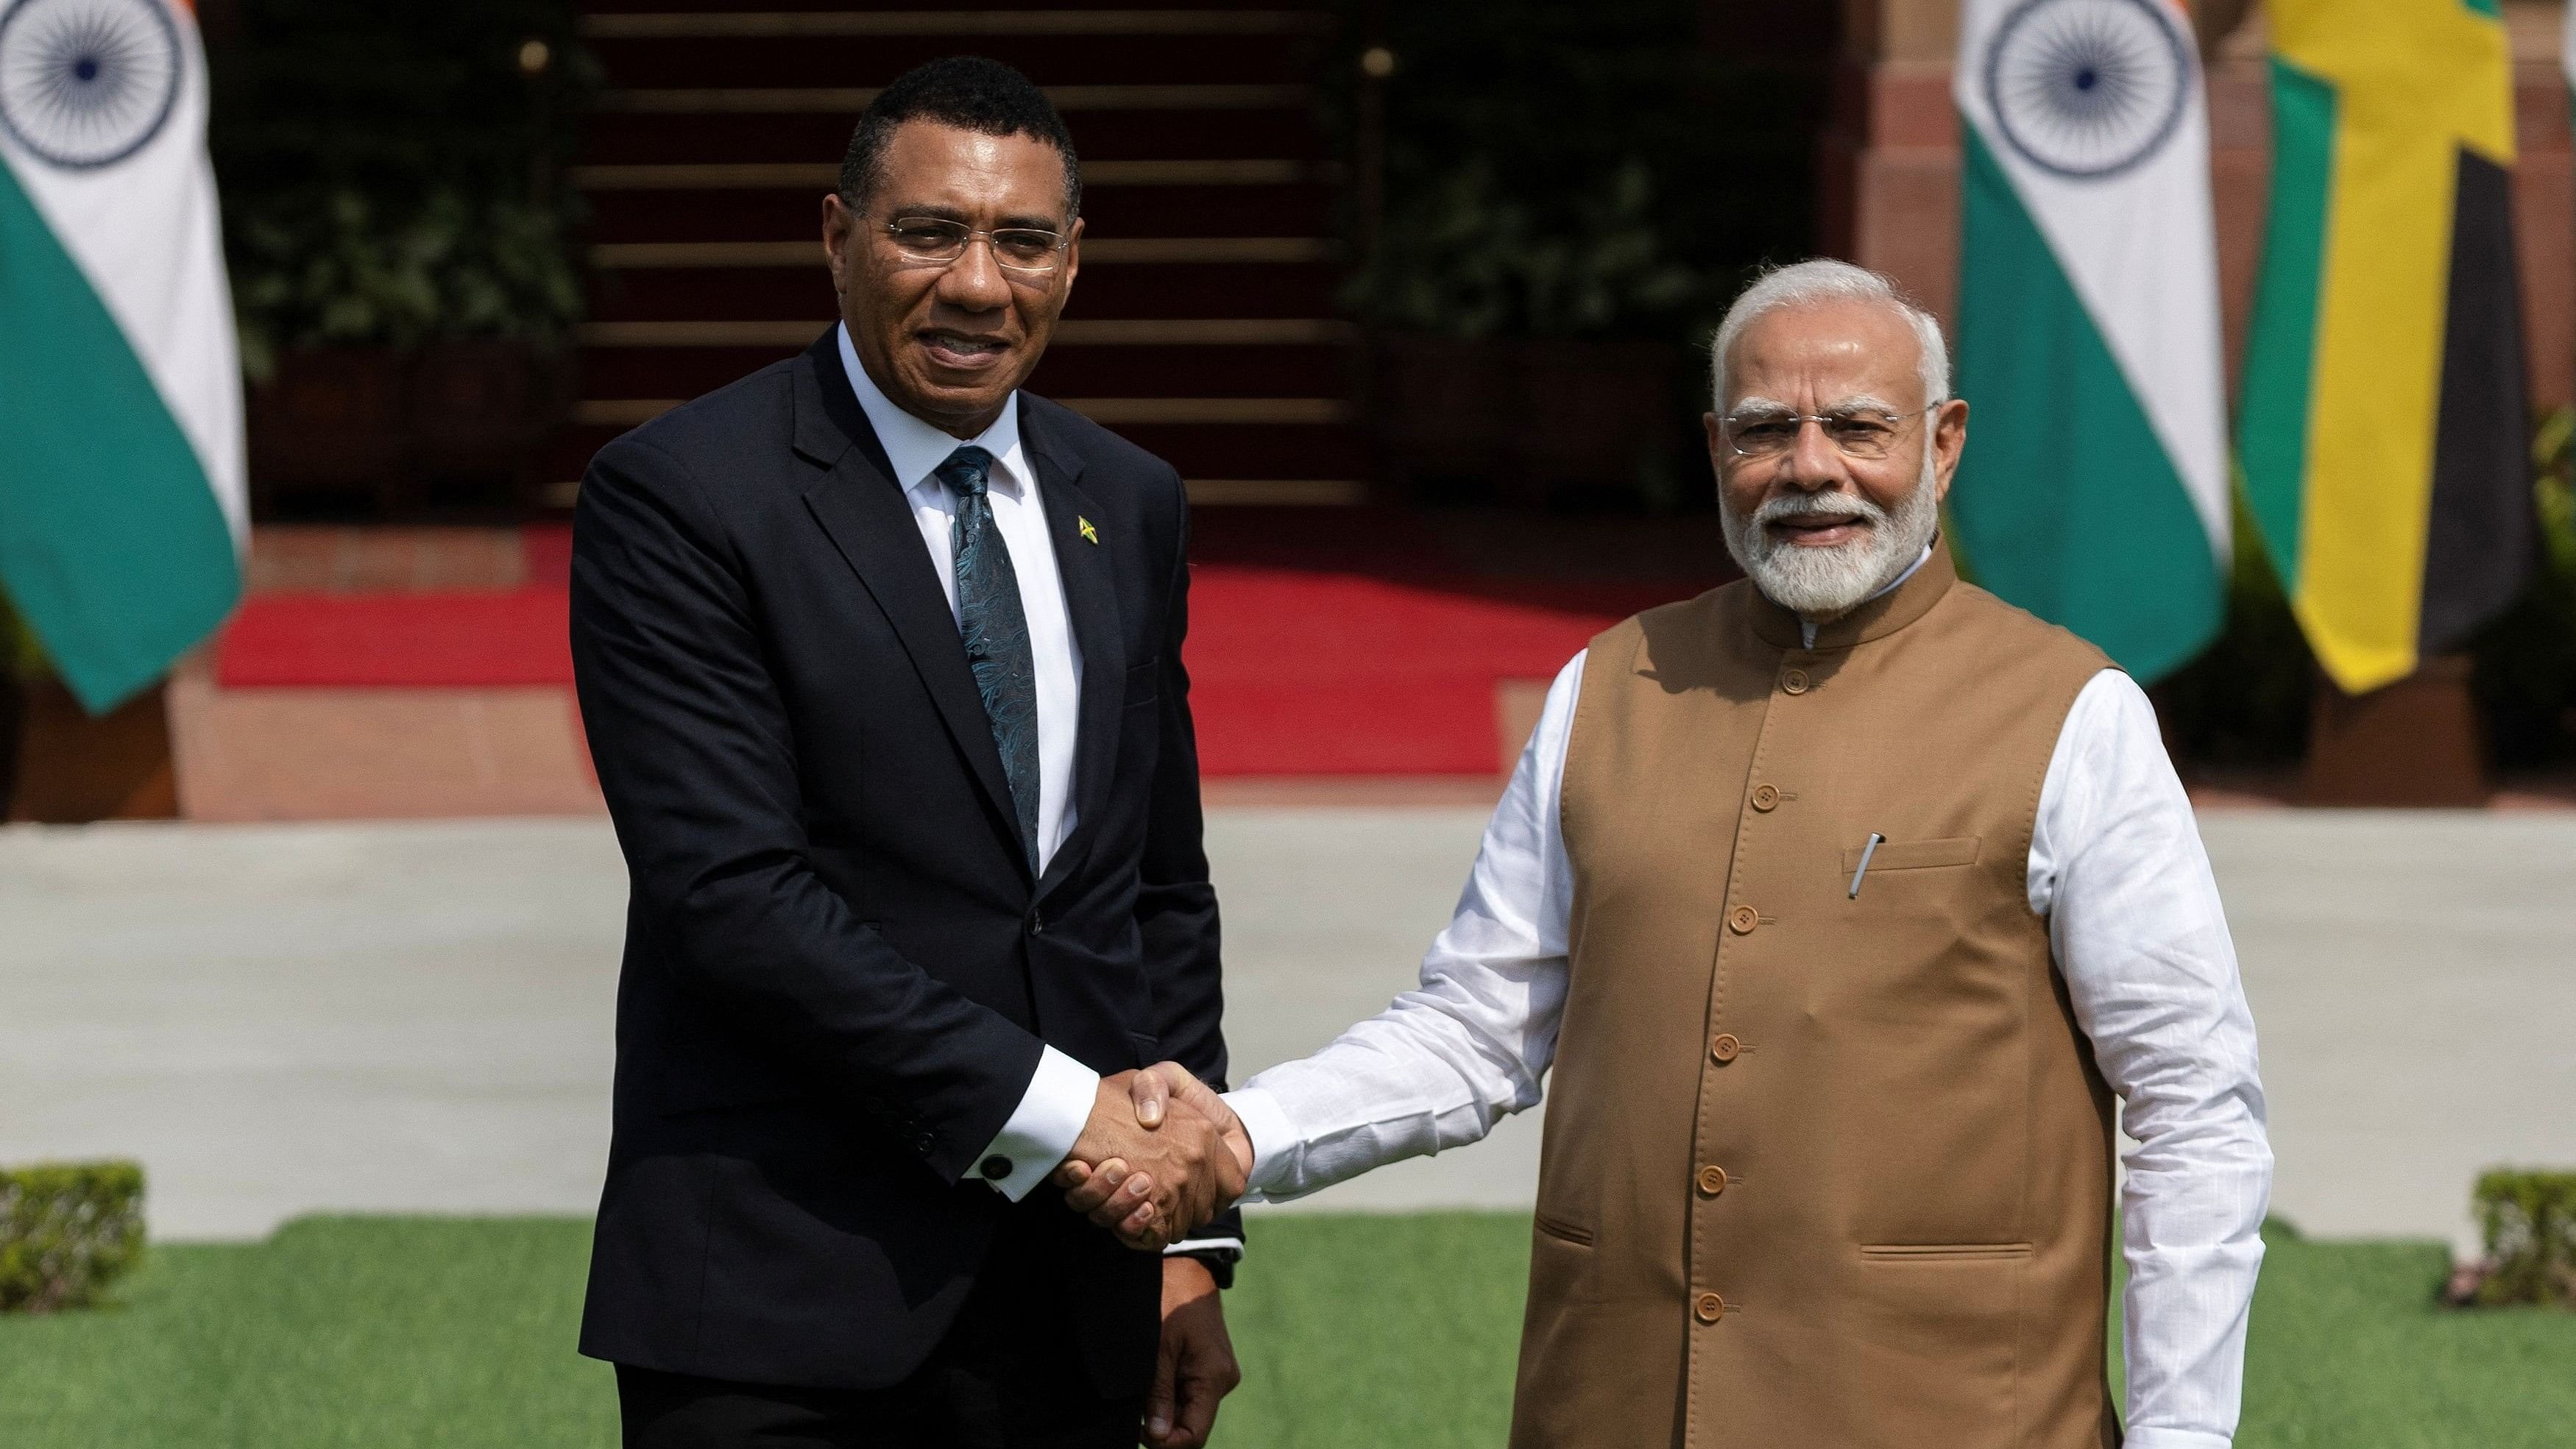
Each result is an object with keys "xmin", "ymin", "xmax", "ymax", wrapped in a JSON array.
[{"xmin": 570, "ymin": 329, "xmax": 1232, "ymax": 1392}]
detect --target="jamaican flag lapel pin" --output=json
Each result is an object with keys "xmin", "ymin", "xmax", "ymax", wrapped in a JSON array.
[{"xmin": 1078, "ymin": 516, "xmax": 1099, "ymax": 545}]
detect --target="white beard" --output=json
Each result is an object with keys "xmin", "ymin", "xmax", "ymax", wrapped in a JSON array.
[{"xmin": 1721, "ymin": 452, "xmax": 1942, "ymax": 619}]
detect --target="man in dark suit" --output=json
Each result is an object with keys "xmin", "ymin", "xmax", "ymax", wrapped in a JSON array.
[{"xmin": 570, "ymin": 57, "xmax": 1248, "ymax": 1449}]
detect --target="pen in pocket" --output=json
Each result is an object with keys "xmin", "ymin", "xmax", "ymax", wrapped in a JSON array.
[{"xmin": 1847, "ymin": 833, "xmax": 1885, "ymax": 899}]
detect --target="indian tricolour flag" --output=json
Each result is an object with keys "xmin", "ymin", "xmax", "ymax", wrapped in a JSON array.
[
  {"xmin": 0, "ymin": 0, "xmax": 242, "ymax": 714},
  {"xmin": 1950, "ymin": 0, "xmax": 2230, "ymax": 684}
]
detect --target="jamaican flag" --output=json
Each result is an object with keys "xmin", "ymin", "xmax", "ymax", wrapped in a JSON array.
[{"xmin": 2240, "ymin": 0, "xmax": 2536, "ymax": 694}]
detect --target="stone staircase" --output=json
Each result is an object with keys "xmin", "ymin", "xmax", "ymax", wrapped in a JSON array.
[{"xmin": 548, "ymin": 4, "xmax": 1367, "ymax": 506}]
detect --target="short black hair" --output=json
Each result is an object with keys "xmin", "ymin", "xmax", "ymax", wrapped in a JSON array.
[{"xmin": 839, "ymin": 57, "xmax": 1080, "ymax": 223}]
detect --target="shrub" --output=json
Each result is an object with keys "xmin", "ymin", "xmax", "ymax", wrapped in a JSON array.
[
  {"xmin": 208, "ymin": 0, "xmax": 597, "ymax": 379},
  {"xmin": 0, "ymin": 1161, "xmax": 147, "ymax": 1314},
  {"xmin": 2472, "ymin": 1168, "xmax": 2576, "ymax": 1308}
]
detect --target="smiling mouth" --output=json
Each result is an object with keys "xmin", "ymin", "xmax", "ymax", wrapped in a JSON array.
[
  {"xmin": 916, "ymin": 330, "xmax": 1013, "ymax": 369},
  {"xmin": 1768, "ymin": 513, "xmax": 1869, "ymax": 545}
]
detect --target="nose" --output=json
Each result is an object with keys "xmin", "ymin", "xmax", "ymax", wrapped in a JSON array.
[
  {"xmin": 935, "ymin": 233, "xmax": 1012, "ymax": 313},
  {"xmin": 1782, "ymin": 416, "xmax": 1850, "ymax": 491}
]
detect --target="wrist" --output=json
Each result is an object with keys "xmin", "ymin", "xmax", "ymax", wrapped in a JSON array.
[{"xmin": 1164, "ymin": 1252, "xmax": 1228, "ymax": 1294}]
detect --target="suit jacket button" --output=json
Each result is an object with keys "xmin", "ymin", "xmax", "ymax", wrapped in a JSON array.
[
  {"xmin": 1695, "ymin": 1292, "xmax": 1726, "ymax": 1323},
  {"xmin": 916, "ymin": 1133, "xmax": 937, "ymax": 1155},
  {"xmin": 1750, "ymin": 784, "xmax": 1780, "ymax": 812},
  {"xmin": 1727, "ymin": 904, "xmax": 1759, "ymax": 935},
  {"xmin": 1697, "ymin": 1165, "xmax": 1728, "ymax": 1197},
  {"xmin": 1027, "ymin": 910, "xmax": 1045, "ymax": 936},
  {"xmin": 1710, "ymin": 1032, "xmax": 1741, "ymax": 1063},
  {"xmin": 1780, "ymin": 668, "xmax": 1811, "ymax": 695},
  {"xmin": 980, "ymin": 1155, "xmax": 1013, "ymax": 1180}
]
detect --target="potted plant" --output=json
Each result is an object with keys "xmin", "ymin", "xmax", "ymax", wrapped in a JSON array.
[
  {"xmin": 211, "ymin": 0, "xmax": 592, "ymax": 517},
  {"xmin": 1334, "ymin": 0, "xmax": 1819, "ymax": 510}
]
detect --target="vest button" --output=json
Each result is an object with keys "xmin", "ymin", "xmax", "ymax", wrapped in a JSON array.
[
  {"xmin": 1750, "ymin": 784, "xmax": 1780, "ymax": 812},
  {"xmin": 1697, "ymin": 1165, "xmax": 1728, "ymax": 1197},
  {"xmin": 1710, "ymin": 1032, "xmax": 1741, "ymax": 1062},
  {"xmin": 1780, "ymin": 668, "xmax": 1811, "ymax": 694},
  {"xmin": 1695, "ymin": 1292, "xmax": 1727, "ymax": 1323},
  {"xmin": 1727, "ymin": 904, "xmax": 1759, "ymax": 935}
]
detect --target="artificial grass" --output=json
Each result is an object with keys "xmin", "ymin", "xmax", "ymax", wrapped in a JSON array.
[{"xmin": 1, "ymin": 1214, "xmax": 2570, "ymax": 1447}]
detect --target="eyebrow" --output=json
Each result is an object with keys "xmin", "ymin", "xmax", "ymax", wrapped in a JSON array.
[
  {"xmin": 1725, "ymin": 394, "xmax": 1903, "ymax": 419},
  {"xmin": 885, "ymin": 203, "xmax": 1065, "ymax": 232}
]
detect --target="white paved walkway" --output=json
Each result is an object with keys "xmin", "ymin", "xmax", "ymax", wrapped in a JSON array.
[{"xmin": 2, "ymin": 810, "xmax": 2569, "ymax": 1256}]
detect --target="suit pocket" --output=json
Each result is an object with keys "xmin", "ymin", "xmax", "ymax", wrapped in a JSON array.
[{"xmin": 1840, "ymin": 835, "xmax": 1981, "ymax": 873}]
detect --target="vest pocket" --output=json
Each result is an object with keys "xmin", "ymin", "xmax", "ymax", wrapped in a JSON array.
[
  {"xmin": 1533, "ymin": 1211, "xmax": 1595, "ymax": 1248},
  {"xmin": 1858, "ymin": 1241, "xmax": 2032, "ymax": 1261},
  {"xmin": 1839, "ymin": 835, "xmax": 1981, "ymax": 873},
  {"xmin": 1846, "ymin": 1239, "xmax": 2024, "ymax": 1443}
]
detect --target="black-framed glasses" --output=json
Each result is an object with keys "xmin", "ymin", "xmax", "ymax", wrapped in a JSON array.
[
  {"xmin": 880, "ymin": 216, "xmax": 1069, "ymax": 276},
  {"xmin": 1722, "ymin": 404, "xmax": 1940, "ymax": 461}
]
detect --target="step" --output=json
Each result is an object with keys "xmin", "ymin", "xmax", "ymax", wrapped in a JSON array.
[
  {"xmin": 570, "ymin": 158, "xmax": 1332, "ymax": 190},
  {"xmin": 575, "ymin": 339, "xmax": 1354, "ymax": 400},
  {"xmin": 540, "ymin": 411, "xmax": 1365, "ymax": 488},
  {"xmin": 582, "ymin": 182, "xmax": 1334, "ymax": 244},
  {"xmin": 591, "ymin": 82, "xmax": 1312, "ymax": 114},
  {"xmin": 578, "ymin": 103, "xmax": 1323, "ymax": 165},
  {"xmin": 581, "ymin": 33, "xmax": 1326, "ymax": 88},
  {"xmin": 585, "ymin": 259, "xmax": 1340, "ymax": 323},
  {"xmin": 567, "ymin": 395, "xmax": 1351, "ymax": 429},
  {"xmin": 573, "ymin": 317, "xmax": 1351, "ymax": 347},
  {"xmin": 578, "ymin": 11, "xmax": 1335, "ymax": 40},
  {"xmin": 588, "ymin": 237, "xmax": 1334, "ymax": 267},
  {"xmin": 586, "ymin": 0, "xmax": 1314, "ymax": 10}
]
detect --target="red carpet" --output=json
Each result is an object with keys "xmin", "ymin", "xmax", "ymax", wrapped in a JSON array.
[
  {"xmin": 217, "ymin": 556, "xmax": 1691, "ymax": 775},
  {"xmin": 219, "ymin": 589, "xmax": 574, "ymax": 690}
]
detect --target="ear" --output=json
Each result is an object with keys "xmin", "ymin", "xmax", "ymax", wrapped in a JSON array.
[
  {"xmin": 821, "ymin": 194, "xmax": 857, "ymax": 297},
  {"xmin": 1061, "ymin": 215, "xmax": 1085, "ymax": 291},
  {"xmin": 1928, "ymin": 397, "xmax": 1970, "ymax": 504}
]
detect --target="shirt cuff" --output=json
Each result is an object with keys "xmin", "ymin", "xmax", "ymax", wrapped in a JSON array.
[
  {"xmin": 971, "ymin": 1044, "xmax": 1099, "ymax": 1201},
  {"xmin": 1162, "ymin": 1237, "xmax": 1245, "ymax": 1259},
  {"xmin": 1221, "ymin": 1086, "xmax": 1297, "ymax": 1200},
  {"xmin": 2121, "ymin": 1429, "xmax": 2231, "ymax": 1449}
]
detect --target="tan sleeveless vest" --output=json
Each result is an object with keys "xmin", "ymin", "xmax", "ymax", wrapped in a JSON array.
[{"xmin": 1511, "ymin": 548, "xmax": 2121, "ymax": 1449}]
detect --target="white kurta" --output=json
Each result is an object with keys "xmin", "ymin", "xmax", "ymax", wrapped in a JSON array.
[{"xmin": 1225, "ymin": 653, "xmax": 2273, "ymax": 1449}]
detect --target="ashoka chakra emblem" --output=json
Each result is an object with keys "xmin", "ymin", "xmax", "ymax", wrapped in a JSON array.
[
  {"xmin": 0, "ymin": 0, "xmax": 181, "ymax": 171},
  {"xmin": 1984, "ymin": 0, "xmax": 2190, "ymax": 180}
]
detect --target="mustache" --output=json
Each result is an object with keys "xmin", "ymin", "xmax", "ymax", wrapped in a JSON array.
[{"xmin": 1753, "ymin": 492, "xmax": 1887, "ymax": 527}]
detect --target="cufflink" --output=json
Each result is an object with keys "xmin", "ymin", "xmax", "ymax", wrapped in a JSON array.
[{"xmin": 980, "ymin": 1155, "xmax": 1013, "ymax": 1180}]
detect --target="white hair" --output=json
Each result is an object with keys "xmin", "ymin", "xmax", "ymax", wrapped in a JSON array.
[{"xmin": 1708, "ymin": 259, "xmax": 1950, "ymax": 412}]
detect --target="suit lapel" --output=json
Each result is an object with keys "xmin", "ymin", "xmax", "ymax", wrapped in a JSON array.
[
  {"xmin": 1027, "ymin": 403, "xmax": 1125, "ymax": 897},
  {"xmin": 790, "ymin": 336, "xmax": 1023, "ymax": 861}
]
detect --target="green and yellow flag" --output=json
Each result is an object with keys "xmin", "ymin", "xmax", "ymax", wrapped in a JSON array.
[{"xmin": 2240, "ymin": 0, "xmax": 2535, "ymax": 693}]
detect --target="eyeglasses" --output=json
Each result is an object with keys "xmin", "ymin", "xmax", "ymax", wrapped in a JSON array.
[
  {"xmin": 880, "ymin": 216, "xmax": 1069, "ymax": 276},
  {"xmin": 1722, "ymin": 404, "xmax": 1939, "ymax": 461}
]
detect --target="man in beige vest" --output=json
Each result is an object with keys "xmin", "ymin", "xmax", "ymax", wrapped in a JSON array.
[{"xmin": 1065, "ymin": 260, "xmax": 2271, "ymax": 1448}]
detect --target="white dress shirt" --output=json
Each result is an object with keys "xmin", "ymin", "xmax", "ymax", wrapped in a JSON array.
[
  {"xmin": 838, "ymin": 328, "xmax": 1100, "ymax": 1202},
  {"xmin": 1225, "ymin": 653, "xmax": 2273, "ymax": 1449},
  {"xmin": 840, "ymin": 333, "xmax": 1247, "ymax": 1258}
]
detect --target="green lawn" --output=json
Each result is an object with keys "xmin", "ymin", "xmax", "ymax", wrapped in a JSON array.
[{"xmin": 0, "ymin": 1215, "xmax": 2567, "ymax": 1447}]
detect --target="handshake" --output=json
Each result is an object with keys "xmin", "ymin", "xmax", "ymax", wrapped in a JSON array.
[{"xmin": 1052, "ymin": 1063, "xmax": 1253, "ymax": 1250}]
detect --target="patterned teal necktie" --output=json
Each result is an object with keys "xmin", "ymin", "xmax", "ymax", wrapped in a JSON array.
[{"xmin": 938, "ymin": 446, "xmax": 1041, "ymax": 873}]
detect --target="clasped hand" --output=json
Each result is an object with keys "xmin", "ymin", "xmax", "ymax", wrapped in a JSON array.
[{"xmin": 1052, "ymin": 1063, "xmax": 1253, "ymax": 1250}]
